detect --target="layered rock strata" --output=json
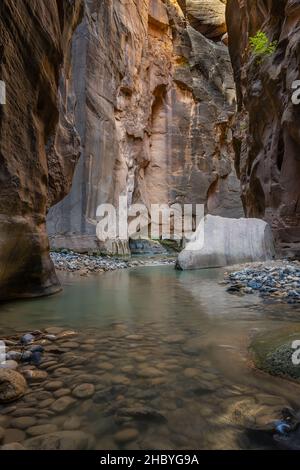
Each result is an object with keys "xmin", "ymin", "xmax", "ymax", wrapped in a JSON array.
[
  {"xmin": 47, "ymin": 0, "xmax": 243, "ymax": 255},
  {"xmin": 226, "ymin": 0, "xmax": 300, "ymax": 258},
  {"xmin": 0, "ymin": 0, "xmax": 83, "ymax": 299}
]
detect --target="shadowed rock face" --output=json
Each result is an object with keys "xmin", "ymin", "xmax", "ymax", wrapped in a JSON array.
[
  {"xmin": 0, "ymin": 0, "xmax": 83, "ymax": 299},
  {"xmin": 47, "ymin": 0, "xmax": 243, "ymax": 255},
  {"xmin": 226, "ymin": 0, "xmax": 300, "ymax": 259}
]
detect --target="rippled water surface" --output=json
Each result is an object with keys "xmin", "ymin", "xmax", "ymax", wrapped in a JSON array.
[{"xmin": 0, "ymin": 266, "xmax": 300, "ymax": 449}]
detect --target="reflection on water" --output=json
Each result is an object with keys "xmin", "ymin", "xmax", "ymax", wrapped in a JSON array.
[{"xmin": 0, "ymin": 266, "xmax": 300, "ymax": 449}]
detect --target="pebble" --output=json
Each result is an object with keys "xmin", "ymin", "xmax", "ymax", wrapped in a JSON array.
[
  {"xmin": 10, "ymin": 416, "xmax": 37, "ymax": 430},
  {"xmin": 21, "ymin": 334, "xmax": 34, "ymax": 345},
  {"xmin": 26, "ymin": 424, "xmax": 58, "ymax": 437},
  {"xmin": 23, "ymin": 370, "xmax": 48, "ymax": 382},
  {"xmin": 63, "ymin": 416, "xmax": 81, "ymax": 431},
  {"xmin": 114, "ymin": 428, "xmax": 139, "ymax": 444},
  {"xmin": 45, "ymin": 381, "xmax": 64, "ymax": 391},
  {"xmin": 51, "ymin": 396, "xmax": 76, "ymax": 413},
  {"xmin": 226, "ymin": 261, "xmax": 300, "ymax": 303},
  {"xmin": 53, "ymin": 388, "xmax": 71, "ymax": 399},
  {"xmin": 3, "ymin": 428, "xmax": 26, "ymax": 444},
  {"xmin": 0, "ymin": 360, "xmax": 18, "ymax": 370},
  {"xmin": 72, "ymin": 383, "xmax": 95, "ymax": 399},
  {"xmin": 137, "ymin": 367, "xmax": 164, "ymax": 378}
]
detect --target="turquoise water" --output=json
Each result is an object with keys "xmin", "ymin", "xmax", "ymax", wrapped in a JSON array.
[{"xmin": 0, "ymin": 266, "xmax": 300, "ymax": 449}]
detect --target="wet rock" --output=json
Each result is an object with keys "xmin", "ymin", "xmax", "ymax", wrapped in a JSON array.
[
  {"xmin": 1, "ymin": 442, "xmax": 26, "ymax": 450},
  {"xmin": 226, "ymin": 262, "xmax": 300, "ymax": 304},
  {"xmin": 27, "ymin": 424, "xmax": 58, "ymax": 437},
  {"xmin": 45, "ymin": 327, "xmax": 64, "ymax": 336},
  {"xmin": 0, "ymin": 360, "xmax": 18, "ymax": 370},
  {"xmin": 23, "ymin": 370, "xmax": 48, "ymax": 382},
  {"xmin": 11, "ymin": 407, "xmax": 37, "ymax": 417},
  {"xmin": 10, "ymin": 416, "xmax": 37, "ymax": 430},
  {"xmin": 51, "ymin": 396, "xmax": 76, "ymax": 413},
  {"xmin": 114, "ymin": 428, "xmax": 139, "ymax": 444},
  {"xmin": 6, "ymin": 351, "xmax": 22, "ymax": 361},
  {"xmin": 3, "ymin": 428, "xmax": 26, "ymax": 444},
  {"xmin": 53, "ymin": 389, "xmax": 71, "ymax": 399},
  {"xmin": 21, "ymin": 334, "xmax": 34, "ymax": 345},
  {"xmin": 72, "ymin": 383, "xmax": 95, "ymax": 399},
  {"xmin": 45, "ymin": 381, "xmax": 64, "ymax": 391},
  {"xmin": 63, "ymin": 416, "xmax": 81, "ymax": 431},
  {"xmin": 183, "ymin": 368, "xmax": 200, "ymax": 378},
  {"xmin": 117, "ymin": 406, "xmax": 167, "ymax": 423},
  {"xmin": 24, "ymin": 431, "xmax": 94, "ymax": 450},
  {"xmin": 0, "ymin": 369, "xmax": 27, "ymax": 403},
  {"xmin": 137, "ymin": 367, "xmax": 164, "ymax": 378}
]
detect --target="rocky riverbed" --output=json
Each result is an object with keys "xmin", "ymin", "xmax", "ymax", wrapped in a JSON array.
[
  {"xmin": 50, "ymin": 251, "xmax": 175, "ymax": 275},
  {"xmin": 1, "ymin": 324, "xmax": 300, "ymax": 450},
  {"xmin": 223, "ymin": 261, "xmax": 300, "ymax": 304}
]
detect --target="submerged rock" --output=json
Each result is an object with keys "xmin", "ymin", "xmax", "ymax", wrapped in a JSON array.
[
  {"xmin": 176, "ymin": 215, "xmax": 275, "ymax": 270},
  {"xmin": 0, "ymin": 370, "xmax": 27, "ymax": 403}
]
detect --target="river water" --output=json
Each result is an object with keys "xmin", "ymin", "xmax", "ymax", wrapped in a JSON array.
[{"xmin": 0, "ymin": 265, "xmax": 300, "ymax": 449}]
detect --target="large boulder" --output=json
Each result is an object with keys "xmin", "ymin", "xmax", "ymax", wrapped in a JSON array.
[{"xmin": 176, "ymin": 215, "xmax": 275, "ymax": 270}]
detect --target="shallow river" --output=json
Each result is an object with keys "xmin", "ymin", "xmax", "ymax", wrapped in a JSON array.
[{"xmin": 0, "ymin": 265, "xmax": 300, "ymax": 449}]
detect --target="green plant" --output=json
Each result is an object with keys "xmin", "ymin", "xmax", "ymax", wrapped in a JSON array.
[{"xmin": 249, "ymin": 31, "xmax": 277, "ymax": 58}]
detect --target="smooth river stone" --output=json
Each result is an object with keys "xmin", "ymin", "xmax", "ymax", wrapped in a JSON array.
[
  {"xmin": 10, "ymin": 416, "xmax": 37, "ymax": 430},
  {"xmin": 137, "ymin": 367, "xmax": 164, "ymax": 378},
  {"xmin": 114, "ymin": 428, "xmax": 139, "ymax": 444},
  {"xmin": 164, "ymin": 335, "xmax": 186, "ymax": 344},
  {"xmin": 24, "ymin": 431, "xmax": 93, "ymax": 450},
  {"xmin": 45, "ymin": 327, "xmax": 64, "ymax": 335},
  {"xmin": 53, "ymin": 388, "xmax": 71, "ymax": 399},
  {"xmin": 26, "ymin": 424, "xmax": 58, "ymax": 437},
  {"xmin": 98, "ymin": 362, "xmax": 114, "ymax": 371},
  {"xmin": 59, "ymin": 342, "xmax": 79, "ymax": 349},
  {"xmin": 72, "ymin": 383, "xmax": 95, "ymax": 399},
  {"xmin": 63, "ymin": 416, "xmax": 81, "ymax": 431},
  {"xmin": 45, "ymin": 381, "xmax": 64, "ymax": 391},
  {"xmin": 23, "ymin": 370, "xmax": 48, "ymax": 382},
  {"xmin": 0, "ymin": 370, "xmax": 27, "ymax": 403},
  {"xmin": 0, "ymin": 426, "xmax": 4, "ymax": 443},
  {"xmin": 51, "ymin": 396, "xmax": 76, "ymax": 413},
  {"xmin": 3, "ymin": 428, "xmax": 26, "ymax": 444},
  {"xmin": 183, "ymin": 368, "xmax": 200, "ymax": 378}
]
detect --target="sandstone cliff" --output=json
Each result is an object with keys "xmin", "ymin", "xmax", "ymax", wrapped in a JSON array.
[
  {"xmin": 226, "ymin": 0, "xmax": 300, "ymax": 258},
  {"xmin": 0, "ymin": 0, "xmax": 83, "ymax": 299},
  {"xmin": 47, "ymin": 0, "xmax": 243, "ymax": 255}
]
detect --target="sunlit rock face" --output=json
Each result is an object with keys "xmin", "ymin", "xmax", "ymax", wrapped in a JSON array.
[
  {"xmin": 47, "ymin": 0, "xmax": 243, "ymax": 255},
  {"xmin": 226, "ymin": 0, "xmax": 300, "ymax": 259},
  {"xmin": 181, "ymin": 0, "xmax": 227, "ymax": 40},
  {"xmin": 0, "ymin": 0, "xmax": 83, "ymax": 300}
]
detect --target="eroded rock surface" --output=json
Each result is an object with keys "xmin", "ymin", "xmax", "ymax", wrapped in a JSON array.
[
  {"xmin": 226, "ymin": 0, "xmax": 300, "ymax": 258},
  {"xmin": 176, "ymin": 215, "xmax": 275, "ymax": 270},
  {"xmin": 47, "ymin": 0, "xmax": 243, "ymax": 254},
  {"xmin": 0, "ymin": 0, "xmax": 83, "ymax": 299}
]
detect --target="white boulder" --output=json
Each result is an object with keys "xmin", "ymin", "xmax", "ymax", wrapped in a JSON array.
[{"xmin": 176, "ymin": 215, "xmax": 275, "ymax": 270}]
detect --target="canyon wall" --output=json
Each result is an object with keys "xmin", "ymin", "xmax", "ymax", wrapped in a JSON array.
[
  {"xmin": 47, "ymin": 0, "xmax": 243, "ymax": 255},
  {"xmin": 0, "ymin": 0, "xmax": 83, "ymax": 299},
  {"xmin": 226, "ymin": 0, "xmax": 300, "ymax": 258}
]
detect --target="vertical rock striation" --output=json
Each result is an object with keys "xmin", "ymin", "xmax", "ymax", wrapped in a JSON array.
[
  {"xmin": 226, "ymin": 0, "xmax": 300, "ymax": 258},
  {"xmin": 47, "ymin": 0, "xmax": 243, "ymax": 255},
  {"xmin": 0, "ymin": 0, "xmax": 83, "ymax": 299}
]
